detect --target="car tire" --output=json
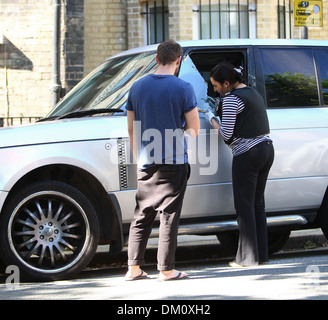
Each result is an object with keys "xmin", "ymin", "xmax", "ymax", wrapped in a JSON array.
[
  {"xmin": 319, "ymin": 214, "xmax": 328, "ymax": 240},
  {"xmin": 317, "ymin": 188, "xmax": 328, "ymax": 240},
  {"xmin": 217, "ymin": 229, "xmax": 291, "ymax": 256},
  {"xmin": 0, "ymin": 181, "xmax": 99, "ymax": 281}
]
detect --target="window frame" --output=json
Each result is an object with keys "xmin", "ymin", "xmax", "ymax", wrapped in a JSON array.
[
  {"xmin": 182, "ymin": 46, "xmax": 254, "ymax": 100},
  {"xmin": 254, "ymin": 46, "xmax": 325, "ymax": 109},
  {"xmin": 277, "ymin": 0, "xmax": 293, "ymax": 39},
  {"xmin": 192, "ymin": 0, "xmax": 257, "ymax": 40},
  {"xmin": 314, "ymin": 48, "xmax": 328, "ymax": 106},
  {"xmin": 141, "ymin": 1, "xmax": 169, "ymax": 45}
]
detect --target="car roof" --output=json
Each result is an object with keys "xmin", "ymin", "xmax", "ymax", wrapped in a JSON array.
[{"xmin": 109, "ymin": 39, "xmax": 328, "ymax": 59}]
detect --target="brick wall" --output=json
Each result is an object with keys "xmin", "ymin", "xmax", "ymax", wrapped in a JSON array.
[
  {"xmin": 126, "ymin": 0, "xmax": 328, "ymax": 45},
  {"xmin": 64, "ymin": 0, "xmax": 84, "ymax": 91},
  {"xmin": 257, "ymin": 1, "xmax": 279, "ymax": 38},
  {"xmin": 126, "ymin": 0, "xmax": 144, "ymax": 50},
  {"xmin": 308, "ymin": 0, "xmax": 328, "ymax": 39},
  {"xmin": 0, "ymin": 0, "xmax": 85, "ymax": 120},
  {"xmin": 168, "ymin": 0, "xmax": 194, "ymax": 41},
  {"xmin": 0, "ymin": 0, "xmax": 55, "ymax": 119},
  {"xmin": 84, "ymin": 0, "xmax": 127, "ymax": 75},
  {"xmin": 256, "ymin": 0, "xmax": 328, "ymax": 39},
  {"xmin": 1, "ymin": 0, "xmax": 328, "ymax": 123}
]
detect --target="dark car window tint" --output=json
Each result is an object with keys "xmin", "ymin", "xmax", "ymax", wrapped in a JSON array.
[
  {"xmin": 259, "ymin": 48, "xmax": 319, "ymax": 108},
  {"xmin": 315, "ymin": 49, "xmax": 328, "ymax": 105},
  {"xmin": 188, "ymin": 51, "xmax": 245, "ymax": 98}
]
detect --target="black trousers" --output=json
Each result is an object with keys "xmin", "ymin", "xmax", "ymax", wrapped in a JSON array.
[
  {"xmin": 232, "ymin": 141, "xmax": 274, "ymax": 266},
  {"xmin": 128, "ymin": 164, "xmax": 189, "ymax": 271}
]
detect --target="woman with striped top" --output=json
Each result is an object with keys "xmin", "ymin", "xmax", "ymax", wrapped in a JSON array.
[{"xmin": 206, "ymin": 61, "xmax": 274, "ymax": 267}]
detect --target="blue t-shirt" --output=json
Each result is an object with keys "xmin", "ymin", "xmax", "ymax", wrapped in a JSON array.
[{"xmin": 126, "ymin": 74, "xmax": 197, "ymax": 169}]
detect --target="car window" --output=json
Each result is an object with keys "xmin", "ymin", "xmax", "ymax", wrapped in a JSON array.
[
  {"xmin": 179, "ymin": 55, "xmax": 210, "ymax": 112},
  {"xmin": 46, "ymin": 51, "xmax": 157, "ymax": 118},
  {"xmin": 259, "ymin": 48, "xmax": 319, "ymax": 108},
  {"xmin": 315, "ymin": 49, "xmax": 328, "ymax": 106},
  {"xmin": 179, "ymin": 51, "xmax": 245, "ymax": 115},
  {"xmin": 188, "ymin": 50, "xmax": 245, "ymax": 98}
]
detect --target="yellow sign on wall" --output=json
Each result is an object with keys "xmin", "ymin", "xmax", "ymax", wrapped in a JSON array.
[{"xmin": 294, "ymin": 1, "xmax": 323, "ymax": 27}]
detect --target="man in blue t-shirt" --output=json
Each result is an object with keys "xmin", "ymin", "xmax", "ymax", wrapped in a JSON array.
[{"xmin": 125, "ymin": 40, "xmax": 200, "ymax": 281}]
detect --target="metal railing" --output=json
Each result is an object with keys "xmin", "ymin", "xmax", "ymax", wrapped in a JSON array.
[
  {"xmin": 0, "ymin": 116, "xmax": 42, "ymax": 127},
  {"xmin": 193, "ymin": 0, "xmax": 257, "ymax": 39},
  {"xmin": 140, "ymin": 0, "xmax": 169, "ymax": 45}
]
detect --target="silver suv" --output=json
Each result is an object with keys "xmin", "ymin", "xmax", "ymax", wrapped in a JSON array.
[{"xmin": 1, "ymin": 39, "xmax": 328, "ymax": 281}]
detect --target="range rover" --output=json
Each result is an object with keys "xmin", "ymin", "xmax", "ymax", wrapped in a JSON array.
[{"xmin": 0, "ymin": 39, "xmax": 327, "ymax": 281}]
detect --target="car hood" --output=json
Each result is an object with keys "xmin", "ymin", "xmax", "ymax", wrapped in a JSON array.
[{"xmin": 0, "ymin": 116, "xmax": 129, "ymax": 148}]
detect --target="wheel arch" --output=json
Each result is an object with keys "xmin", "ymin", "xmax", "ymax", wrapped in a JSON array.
[
  {"xmin": 317, "ymin": 186, "xmax": 328, "ymax": 218},
  {"xmin": 316, "ymin": 185, "xmax": 328, "ymax": 239},
  {"xmin": 3, "ymin": 164, "xmax": 124, "ymax": 251}
]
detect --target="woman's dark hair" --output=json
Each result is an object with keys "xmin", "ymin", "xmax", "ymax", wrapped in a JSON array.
[{"xmin": 210, "ymin": 61, "xmax": 244, "ymax": 85}]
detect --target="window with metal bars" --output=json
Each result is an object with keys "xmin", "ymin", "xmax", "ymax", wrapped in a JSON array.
[
  {"xmin": 141, "ymin": 1, "xmax": 169, "ymax": 45},
  {"xmin": 193, "ymin": 0, "xmax": 257, "ymax": 39},
  {"xmin": 278, "ymin": 0, "xmax": 293, "ymax": 39}
]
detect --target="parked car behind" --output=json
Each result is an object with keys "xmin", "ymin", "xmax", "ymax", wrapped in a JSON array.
[{"xmin": 0, "ymin": 39, "xmax": 328, "ymax": 281}]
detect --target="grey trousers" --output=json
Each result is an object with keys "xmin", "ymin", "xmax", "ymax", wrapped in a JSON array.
[{"xmin": 127, "ymin": 164, "xmax": 190, "ymax": 271}]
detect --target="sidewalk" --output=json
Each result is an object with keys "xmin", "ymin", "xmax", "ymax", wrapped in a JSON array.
[
  {"xmin": 1, "ymin": 238, "xmax": 327, "ymax": 300},
  {"xmin": 93, "ymin": 228, "xmax": 327, "ymax": 268},
  {"xmin": 0, "ymin": 229, "xmax": 327, "ymax": 300}
]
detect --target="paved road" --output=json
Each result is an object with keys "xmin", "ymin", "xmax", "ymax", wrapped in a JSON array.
[
  {"xmin": 0, "ymin": 229, "xmax": 327, "ymax": 301},
  {"xmin": 1, "ymin": 250, "xmax": 328, "ymax": 301}
]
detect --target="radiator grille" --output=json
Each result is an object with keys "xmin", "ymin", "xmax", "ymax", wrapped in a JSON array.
[{"xmin": 117, "ymin": 139, "xmax": 128, "ymax": 190}]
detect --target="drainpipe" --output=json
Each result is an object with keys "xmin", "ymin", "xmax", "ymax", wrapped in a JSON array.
[
  {"xmin": 301, "ymin": 26, "xmax": 308, "ymax": 39},
  {"xmin": 52, "ymin": 0, "xmax": 61, "ymax": 107}
]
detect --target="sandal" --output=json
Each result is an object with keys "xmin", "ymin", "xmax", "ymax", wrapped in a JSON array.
[
  {"xmin": 158, "ymin": 271, "xmax": 188, "ymax": 281},
  {"xmin": 125, "ymin": 270, "xmax": 149, "ymax": 281}
]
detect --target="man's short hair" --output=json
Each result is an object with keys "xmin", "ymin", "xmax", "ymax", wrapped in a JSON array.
[{"xmin": 157, "ymin": 40, "xmax": 183, "ymax": 66}]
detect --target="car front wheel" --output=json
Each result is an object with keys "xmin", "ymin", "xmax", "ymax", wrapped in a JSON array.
[{"xmin": 0, "ymin": 181, "xmax": 99, "ymax": 281}]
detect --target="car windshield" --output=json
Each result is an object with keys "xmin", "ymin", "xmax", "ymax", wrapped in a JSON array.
[{"xmin": 45, "ymin": 51, "xmax": 158, "ymax": 118}]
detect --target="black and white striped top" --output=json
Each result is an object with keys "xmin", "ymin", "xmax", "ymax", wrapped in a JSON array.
[{"xmin": 219, "ymin": 92, "xmax": 271, "ymax": 156}]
